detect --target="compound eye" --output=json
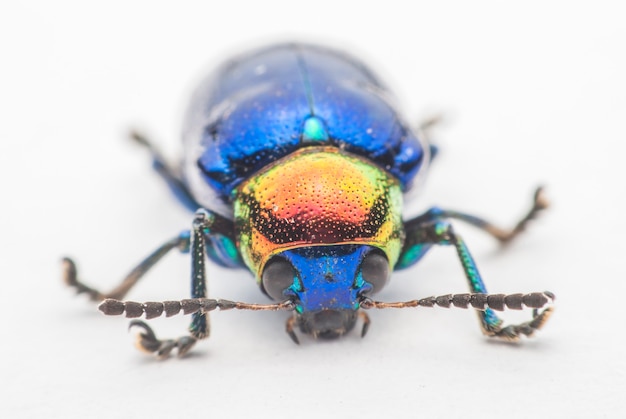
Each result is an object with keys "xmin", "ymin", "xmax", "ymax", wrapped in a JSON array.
[
  {"xmin": 262, "ymin": 258, "xmax": 296, "ymax": 301},
  {"xmin": 360, "ymin": 251, "xmax": 390, "ymax": 294}
]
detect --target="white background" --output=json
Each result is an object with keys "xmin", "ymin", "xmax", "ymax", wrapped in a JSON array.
[{"xmin": 1, "ymin": 1, "xmax": 624, "ymax": 418}]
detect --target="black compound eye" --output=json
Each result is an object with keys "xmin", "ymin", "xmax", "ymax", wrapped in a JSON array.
[
  {"xmin": 360, "ymin": 251, "xmax": 390, "ymax": 294},
  {"xmin": 262, "ymin": 258, "xmax": 296, "ymax": 301}
]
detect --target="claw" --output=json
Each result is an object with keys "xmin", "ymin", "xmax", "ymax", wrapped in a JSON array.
[
  {"xmin": 358, "ymin": 311, "xmax": 371, "ymax": 338},
  {"xmin": 285, "ymin": 315, "xmax": 300, "ymax": 345},
  {"xmin": 130, "ymin": 320, "xmax": 164, "ymax": 354},
  {"xmin": 490, "ymin": 306, "xmax": 554, "ymax": 341},
  {"xmin": 533, "ymin": 186, "xmax": 550, "ymax": 211},
  {"xmin": 128, "ymin": 320, "xmax": 197, "ymax": 359},
  {"xmin": 61, "ymin": 257, "xmax": 103, "ymax": 301},
  {"xmin": 528, "ymin": 306, "xmax": 554, "ymax": 331},
  {"xmin": 61, "ymin": 257, "xmax": 78, "ymax": 287}
]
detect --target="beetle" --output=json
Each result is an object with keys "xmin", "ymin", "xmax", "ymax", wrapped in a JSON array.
[{"xmin": 63, "ymin": 43, "xmax": 553, "ymax": 358}]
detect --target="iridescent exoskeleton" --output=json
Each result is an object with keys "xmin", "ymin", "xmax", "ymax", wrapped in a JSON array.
[{"xmin": 64, "ymin": 43, "xmax": 553, "ymax": 357}]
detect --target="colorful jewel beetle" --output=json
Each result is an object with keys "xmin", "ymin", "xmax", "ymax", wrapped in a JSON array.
[{"xmin": 63, "ymin": 43, "xmax": 554, "ymax": 358}]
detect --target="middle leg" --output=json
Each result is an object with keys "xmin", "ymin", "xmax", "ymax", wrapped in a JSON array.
[{"xmin": 404, "ymin": 187, "xmax": 548, "ymax": 245}]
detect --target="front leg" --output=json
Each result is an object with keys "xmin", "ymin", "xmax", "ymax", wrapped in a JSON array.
[
  {"xmin": 399, "ymin": 219, "xmax": 553, "ymax": 341},
  {"xmin": 131, "ymin": 209, "xmax": 227, "ymax": 358},
  {"xmin": 64, "ymin": 208, "xmax": 241, "ymax": 358}
]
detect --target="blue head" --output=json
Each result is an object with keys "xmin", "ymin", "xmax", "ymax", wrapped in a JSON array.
[{"xmin": 261, "ymin": 245, "xmax": 390, "ymax": 339}]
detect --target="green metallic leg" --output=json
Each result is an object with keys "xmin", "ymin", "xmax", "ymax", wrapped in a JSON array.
[
  {"xmin": 63, "ymin": 207, "xmax": 240, "ymax": 358},
  {"xmin": 397, "ymin": 187, "xmax": 548, "ymax": 270},
  {"xmin": 190, "ymin": 210, "xmax": 211, "ymax": 339},
  {"xmin": 130, "ymin": 209, "xmax": 215, "ymax": 358},
  {"xmin": 402, "ymin": 220, "xmax": 553, "ymax": 340},
  {"xmin": 62, "ymin": 232, "xmax": 197, "ymax": 358}
]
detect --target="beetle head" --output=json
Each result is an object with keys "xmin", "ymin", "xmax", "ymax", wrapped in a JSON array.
[{"xmin": 261, "ymin": 245, "xmax": 390, "ymax": 339}]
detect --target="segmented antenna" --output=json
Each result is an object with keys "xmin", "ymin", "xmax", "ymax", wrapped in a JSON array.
[
  {"xmin": 99, "ymin": 291, "xmax": 554, "ymax": 319},
  {"xmin": 99, "ymin": 298, "xmax": 295, "ymax": 319},
  {"xmin": 359, "ymin": 291, "xmax": 554, "ymax": 311}
]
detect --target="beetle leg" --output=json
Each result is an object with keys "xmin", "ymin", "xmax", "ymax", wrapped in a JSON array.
[
  {"xmin": 63, "ymin": 207, "xmax": 240, "ymax": 301},
  {"xmin": 188, "ymin": 210, "xmax": 211, "ymax": 342},
  {"xmin": 400, "ymin": 220, "xmax": 552, "ymax": 340},
  {"xmin": 358, "ymin": 310, "xmax": 371, "ymax": 338},
  {"xmin": 417, "ymin": 114, "xmax": 442, "ymax": 162},
  {"xmin": 63, "ymin": 233, "xmax": 197, "ymax": 357},
  {"xmin": 130, "ymin": 130, "xmax": 200, "ymax": 212},
  {"xmin": 403, "ymin": 187, "xmax": 548, "ymax": 249},
  {"xmin": 285, "ymin": 315, "xmax": 300, "ymax": 345},
  {"xmin": 129, "ymin": 320, "xmax": 197, "ymax": 359},
  {"xmin": 62, "ymin": 232, "xmax": 190, "ymax": 302},
  {"xmin": 64, "ymin": 207, "xmax": 241, "ymax": 357},
  {"xmin": 128, "ymin": 209, "xmax": 213, "ymax": 358}
]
